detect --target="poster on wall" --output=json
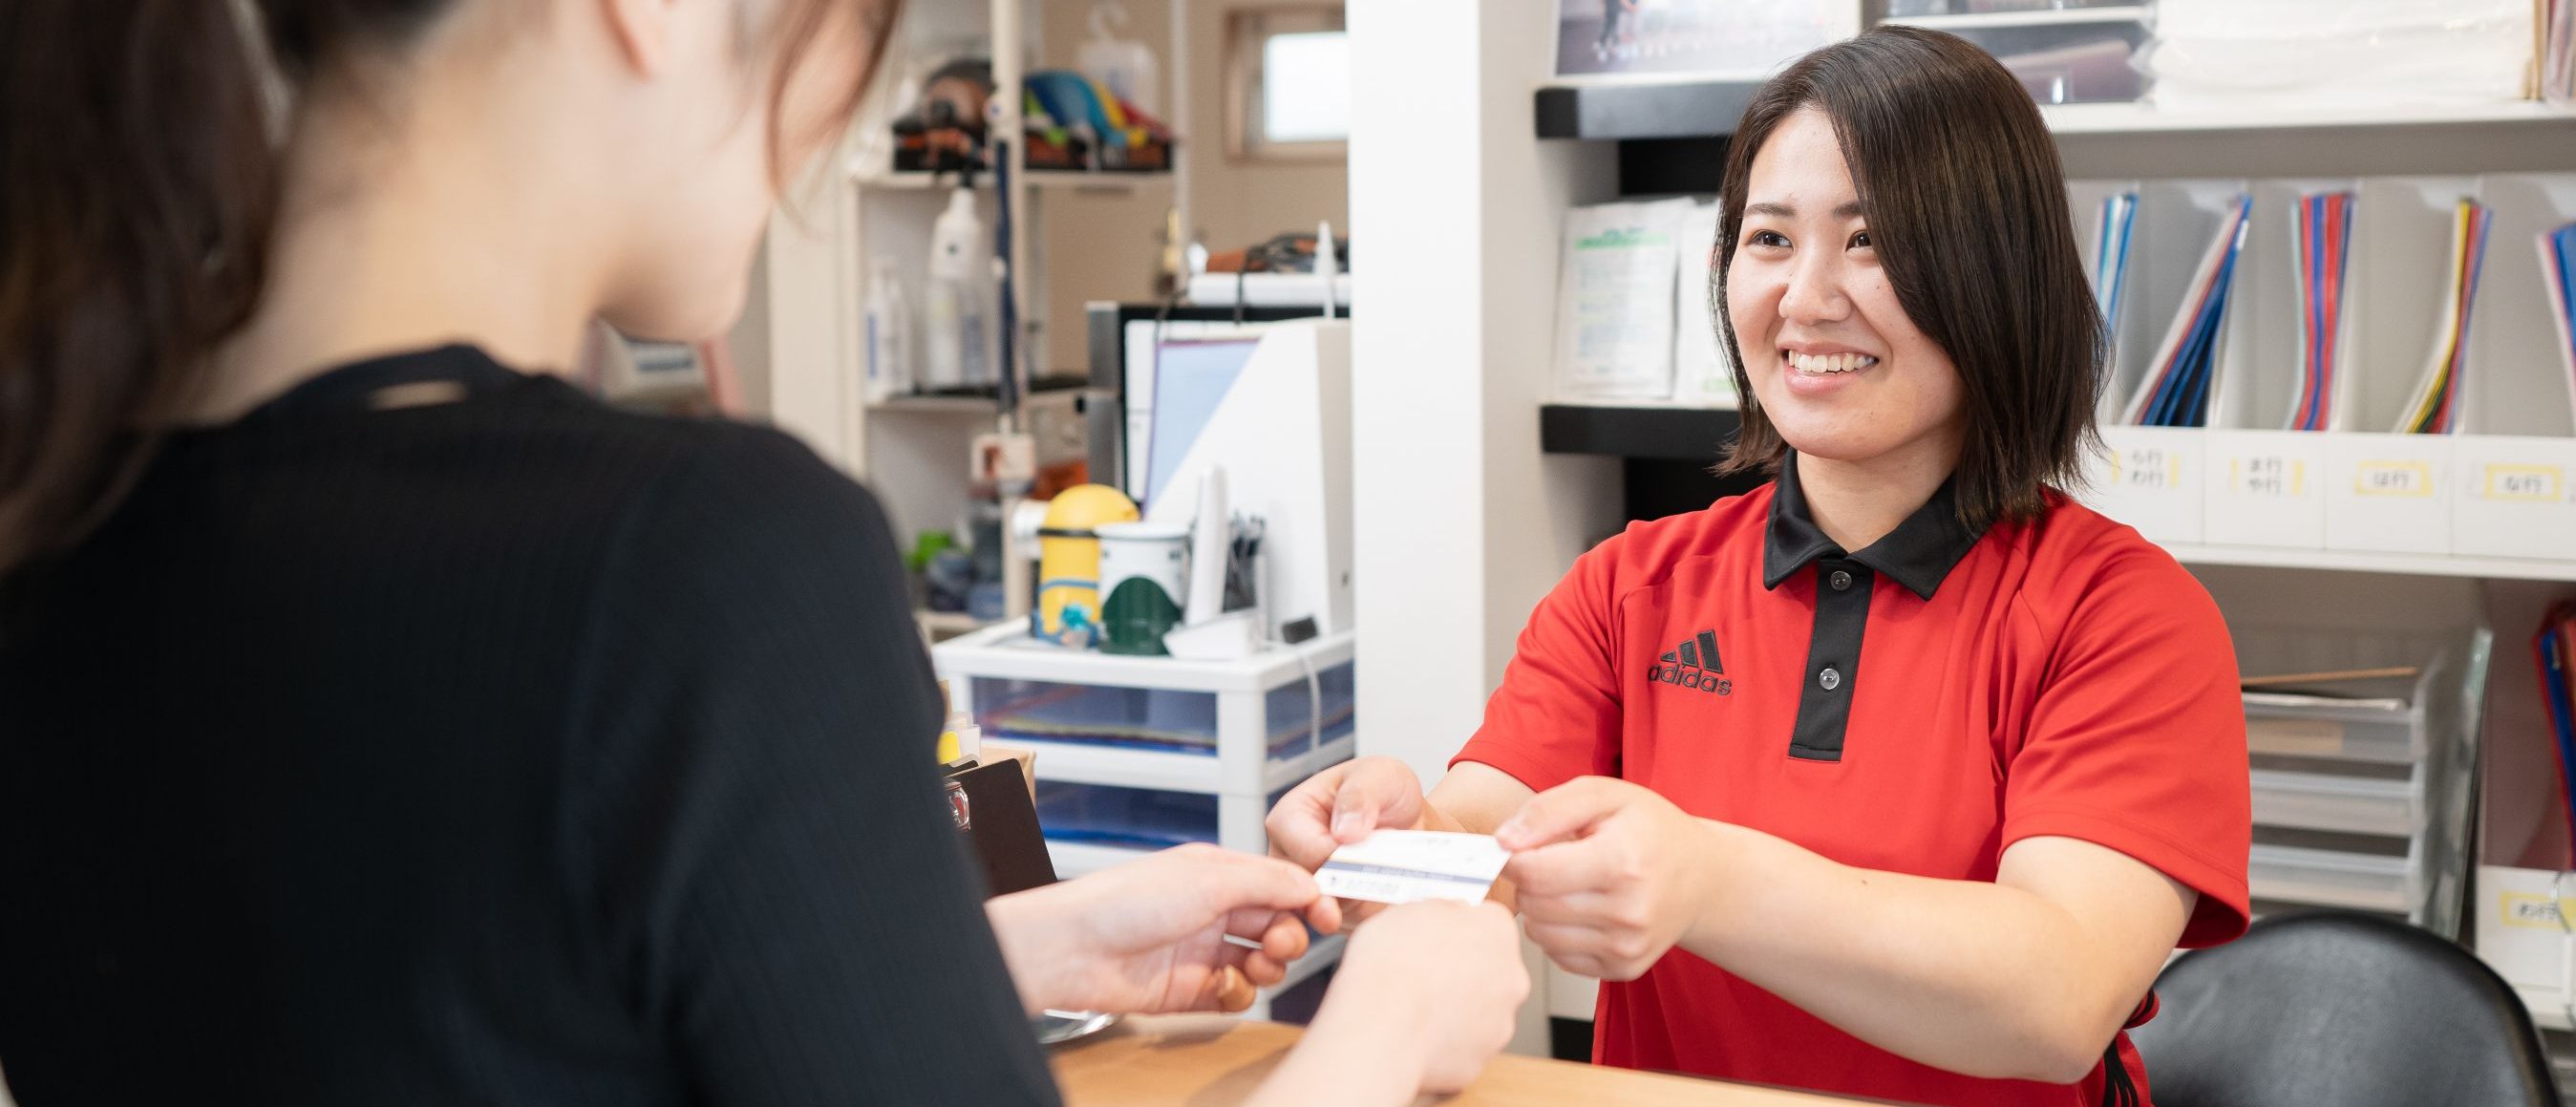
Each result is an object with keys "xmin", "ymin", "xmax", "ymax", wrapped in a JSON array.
[{"xmin": 1554, "ymin": 0, "xmax": 1861, "ymax": 82}]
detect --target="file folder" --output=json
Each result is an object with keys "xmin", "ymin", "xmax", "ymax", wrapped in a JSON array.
[
  {"xmin": 2122, "ymin": 194, "xmax": 2251, "ymax": 428},
  {"xmin": 2394, "ymin": 199, "xmax": 2493, "ymax": 436},
  {"xmin": 2287, "ymin": 191, "xmax": 2355, "ymax": 432}
]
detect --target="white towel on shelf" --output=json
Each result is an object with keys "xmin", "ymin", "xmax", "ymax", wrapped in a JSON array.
[{"xmin": 2147, "ymin": 0, "xmax": 2532, "ymax": 111}]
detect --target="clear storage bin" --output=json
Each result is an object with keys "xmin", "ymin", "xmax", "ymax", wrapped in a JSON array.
[
  {"xmin": 972, "ymin": 659, "xmax": 1352, "ymax": 761},
  {"xmin": 2248, "ymin": 842, "xmax": 2417, "ymax": 914},
  {"xmin": 2249, "ymin": 768, "xmax": 2422, "ymax": 836},
  {"xmin": 1883, "ymin": 8, "xmax": 2152, "ymax": 104},
  {"xmin": 1034, "ymin": 780, "xmax": 1293, "ymax": 851},
  {"xmin": 2243, "ymin": 694, "xmax": 2420, "ymax": 764}
]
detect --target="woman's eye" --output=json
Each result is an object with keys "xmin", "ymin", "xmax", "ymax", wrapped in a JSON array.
[
  {"xmin": 1748, "ymin": 230, "xmax": 1790, "ymax": 248},
  {"xmin": 1849, "ymin": 230, "xmax": 1874, "ymax": 249}
]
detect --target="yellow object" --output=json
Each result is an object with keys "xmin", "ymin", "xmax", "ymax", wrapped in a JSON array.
[
  {"xmin": 936, "ymin": 730, "xmax": 961, "ymax": 764},
  {"xmin": 1037, "ymin": 483, "xmax": 1140, "ymax": 647}
]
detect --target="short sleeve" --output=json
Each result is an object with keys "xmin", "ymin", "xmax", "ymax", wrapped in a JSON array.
[
  {"xmin": 569, "ymin": 427, "xmax": 1060, "ymax": 1107},
  {"xmin": 2000, "ymin": 550, "xmax": 2252, "ymax": 947},
  {"xmin": 1451, "ymin": 536, "xmax": 1627, "ymax": 793}
]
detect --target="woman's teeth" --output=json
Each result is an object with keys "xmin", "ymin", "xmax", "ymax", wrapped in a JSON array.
[{"xmin": 1787, "ymin": 351, "xmax": 1879, "ymax": 374}]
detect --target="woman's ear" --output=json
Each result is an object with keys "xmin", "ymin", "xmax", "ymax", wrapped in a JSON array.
[{"xmin": 598, "ymin": 0, "xmax": 682, "ymax": 76}]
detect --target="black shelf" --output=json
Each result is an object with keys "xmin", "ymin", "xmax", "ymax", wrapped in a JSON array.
[
  {"xmin": 1540, "ymin": 404, "xmax": 1741, "ymax": 460},
  {"xmin": 1534, "ymin": 79, "xmax": 1762, "ymax": 141}
]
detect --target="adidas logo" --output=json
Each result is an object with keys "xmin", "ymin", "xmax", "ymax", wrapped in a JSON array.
[{"xmin": 1647, "ymin": 630, "xmax": 1731, "ymax": 695}]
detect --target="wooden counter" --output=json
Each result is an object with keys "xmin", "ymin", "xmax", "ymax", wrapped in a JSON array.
[{"xmin": 1051, "ymin": 1015, "xmax": 1879, "ymax": 1106}]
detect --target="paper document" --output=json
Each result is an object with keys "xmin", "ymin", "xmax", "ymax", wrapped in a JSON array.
[
  {"xmin": 1553, "ymin": 199, "xmax": 1693, "ymax": 400},
  {"xmin": 1316, "ymin": 830, "xmax": 1510, "ymax": 906},
  {"xmin": 1671, "ymin": 198, "xmax": 1737, "ymax": 407}
]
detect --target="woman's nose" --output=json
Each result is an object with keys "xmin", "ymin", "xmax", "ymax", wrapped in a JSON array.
[{"xmin": 1777, "ymin": 253, "xmax": 1851, "ymax": 326}]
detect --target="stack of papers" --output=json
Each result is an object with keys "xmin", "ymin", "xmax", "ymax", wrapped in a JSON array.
[
  {"xmin": 2121, "ymin": 195, "xmax": 2252, "ymax": 428},
  {"xmin": 2286, "ymin": 191, "xmax": 2355, "ymax": 432},
  {"xmin": 1554, "ymin": 199, "xmax": 1695, "ymax": 401},
  {"xmin": 2089, "ymin": 191, "xmax": 2139, "ymax": 364},
  {"xmin": 2544, "ymin": 223, "xmax": 2576, "ymax": 424},
  {"xmin": 2394, "ymin": 199, "xmax": 2493, "ymax": 436}
]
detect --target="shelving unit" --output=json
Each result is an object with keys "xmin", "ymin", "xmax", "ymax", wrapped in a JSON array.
[
  {"xmin": 852, "ymin": 166, "xmax": 1177, "ymax": 193},
  {"xmin": 751, "ymin": 0, "xmax": 1191, "ymax": 552},
  {"xmin": 932, "ymin": 622, "xmax": 1355, "ymax": 1020},
  {"xmin": 1534, "ymin": 78, "xmax": 2576, "ymax": 142}
]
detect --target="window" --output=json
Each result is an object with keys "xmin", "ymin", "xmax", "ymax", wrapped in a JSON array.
[{"xmin": 1225, "ymin": 8, "xmax": 1348, "ymax": 161}]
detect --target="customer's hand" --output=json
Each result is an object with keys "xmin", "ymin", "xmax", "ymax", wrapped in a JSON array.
[
  {"xmin": 1277, "ymin": 900, "xmax": 1530, "ymax": 1101},
  {"xmin": 1498, "ymin": 776, "xmax": 1721, "ymax": 981},
  {"xmin": 988, "ymin": 843, "xmax": 1340, "ymax": 1016},
  {"xmin": 1264, "ymin": 756, "xmax": 1428, "ymax": 872}
]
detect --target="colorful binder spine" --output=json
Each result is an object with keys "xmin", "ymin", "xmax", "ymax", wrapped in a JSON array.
[
  {"xmin": 2395, "ymin": 199, "xmax": 2493, "ymax": 436},
  {"xmin": 2288, "ymin": 191, "xmax": 2355, "ymax": 433},
  {"xmin": 2093, "ymin": 191, "xmax": 2139, "ymax": 340},
  {"xmin": 2544, "ymin": 223, "xmax": 2576, "ymax": 425},
  {"xmin": 2537, "ymin": 604, "xmax": 2576, "ymax": 865}
]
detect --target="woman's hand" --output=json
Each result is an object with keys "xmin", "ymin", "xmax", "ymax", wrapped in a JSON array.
[
  {"xmin": 987, "ymin": 843, "xmax": 1341, "ymax": 1015},
  {"xmin": 1497, "ymin": 776, "xmax": 1725, "ymax": 981},
  {"xmin": 1263, "ymin": 756, "xmax": 1429, "ymax": 872},
  {"xmin": 1248, "ymin": 900, "xmax": 1530, "ymax": 1107}
]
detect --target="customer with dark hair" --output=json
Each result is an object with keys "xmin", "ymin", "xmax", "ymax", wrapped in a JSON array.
[
  {"xmin": 0, "ymin": 3, "xmax": 1528, "ymax": 1105},
  {"xmin": 1270, "ymin": 26, "xmax": 2248, "ymax": 1107}
]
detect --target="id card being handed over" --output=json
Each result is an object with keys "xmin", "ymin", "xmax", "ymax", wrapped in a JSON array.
[{"xmin": 1315, "ymin": 830, "xmax": 1509, "ymax": 905}]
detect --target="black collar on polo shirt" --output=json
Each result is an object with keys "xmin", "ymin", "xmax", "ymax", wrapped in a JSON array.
[{"xmin": 1760, "ymin": 454, "xmax": 1986, "ymax": 601}]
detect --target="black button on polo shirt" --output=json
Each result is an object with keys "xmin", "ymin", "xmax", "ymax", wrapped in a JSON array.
[{"xmin": 1761, "ymin": 458, "xmax": 1982, "ymax": 762}]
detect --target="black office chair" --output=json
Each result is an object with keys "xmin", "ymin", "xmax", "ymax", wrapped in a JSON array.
[{"xmin": 2132, "ymin": 910, "xmax": 2561, "ymax": 1107}]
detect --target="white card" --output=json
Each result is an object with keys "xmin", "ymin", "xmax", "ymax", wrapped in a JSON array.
[{"xmin": 1315, "ymin": 830, "xmax": 1509, "ymax": 905}]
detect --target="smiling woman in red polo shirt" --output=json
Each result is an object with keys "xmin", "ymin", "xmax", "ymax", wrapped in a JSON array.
[{"xmin": 1267, "ymin": 25, "xmax": 2250, "ymax": 1107}]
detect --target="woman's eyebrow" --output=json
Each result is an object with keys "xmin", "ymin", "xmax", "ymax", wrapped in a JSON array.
[{"xmin": 1742, "ymin": 200, "xmax": 1866, "ymax": 220}]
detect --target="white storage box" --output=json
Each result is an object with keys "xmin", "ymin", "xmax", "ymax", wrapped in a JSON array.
[
  {"xmin": 2451, "ymin": 436, "xmax": 2576, "ymax": 561},
  {"xmin": 2323, "ymin": 431, "xmax": 2452, "ymax": 555},
  {"xmin": 2203, "ymin": 430, "xmax": 2329, "ymax": 548},
  {"xmin": 2478, "ymin": 865, "xmax": 2576, "ymax": 1019},
  {"xmin": 2084, "ymin": 425, "xmax": 2205, "ymax": 543}
]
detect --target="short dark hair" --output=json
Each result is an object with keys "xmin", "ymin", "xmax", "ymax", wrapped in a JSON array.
[{"xmin": 1712, "ymin": 25, "xmax": 2104, "ymax": 534}]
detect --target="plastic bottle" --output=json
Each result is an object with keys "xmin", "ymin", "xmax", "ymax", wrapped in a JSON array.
[
  {"xmin": 862, "ymin": 256, "xmax": 914, "ymax": 403},
  {"xmin": 924, "ymin": 188, "xmax": 990, "ymax": 390}
]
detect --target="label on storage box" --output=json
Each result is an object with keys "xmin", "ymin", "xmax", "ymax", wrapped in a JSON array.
[
  {"xmin": 2352, "ymin": 460, "xmax": 2434, "ymax": 499},
  {"xmin": 2477, "ymin": 463, "xmax": 2565, "ymax": 504},
  {"xmin": 2108, "ymin": 446, "xmax": 2183, "ymax": 491},
  {"xmin": 2501, "ymin": 890, "xmax": 2570, "ymax": 930},
  {"xmin": 2227, "ymin": 456, "xmax": 2306, "ymax": 498}
]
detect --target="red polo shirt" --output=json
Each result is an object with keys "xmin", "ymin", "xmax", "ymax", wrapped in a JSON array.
[{"xmin": 1453, "ymin": 463, "xmax": 2250, "ymax": 1107}]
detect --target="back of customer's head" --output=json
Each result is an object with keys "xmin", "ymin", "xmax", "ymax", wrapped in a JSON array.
[
  {"xmin": 1713, "ymin": 25, "xmax": 2104, "ymax": 533},
  {"xmin": 0, "ymin": 0, "xmax": 895, "ymax": 578}
]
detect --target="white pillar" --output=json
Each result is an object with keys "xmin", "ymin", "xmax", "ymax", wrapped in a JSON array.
[
  {"xmin": 1347, "ymin": 0, "xmax": 1620, "ymax": 788},
  {"xmin": 1349, "ymin": 0, "xmax": 1624, "ymax": 1057}
]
